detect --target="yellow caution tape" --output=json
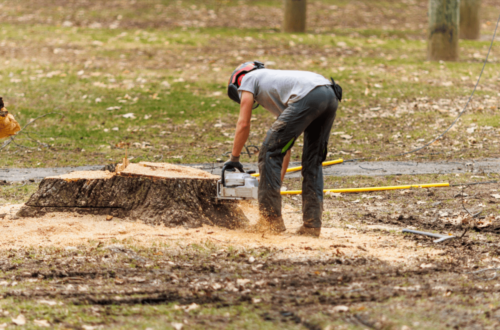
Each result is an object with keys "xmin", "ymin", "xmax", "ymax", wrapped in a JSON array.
[
  {"xmin": 281, "ymin": 183, "xmax": 450, "ymax": 195},
  {"xmin": 251, "ymin": 158, "xmax": 343, "ymax": 178}
]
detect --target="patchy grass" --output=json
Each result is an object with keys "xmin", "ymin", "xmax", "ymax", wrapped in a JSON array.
[
  {"xmin": 0, "ymin": 0, "xmax": 499, "ymax": 168},
  {"xmin": 0, "ymin": 171, "xmax": 499, "ymax": 328},
  {"xmin": 0, "ymin": 2, "xmax": 499, "ymax": 326},
  {"xmin": 0, "ymin": 183, "xmax": 38, "ymax": 205},
  {"xmin": 0, "ymin": 239, "xmax": 499, "ymax": 329}
]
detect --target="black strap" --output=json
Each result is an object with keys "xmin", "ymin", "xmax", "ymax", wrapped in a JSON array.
[{"xmin": 330, "ymin": 78, "xmax": 342, "ymax": 102}]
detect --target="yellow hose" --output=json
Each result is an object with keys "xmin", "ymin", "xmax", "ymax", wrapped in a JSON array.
[
  {"xmin": 251, "ymin": 158, "xmax": 343, "ymax": 178},
  {"xmin": 281, "ymin": 183, "xmax": 450, "ymax": 195}
]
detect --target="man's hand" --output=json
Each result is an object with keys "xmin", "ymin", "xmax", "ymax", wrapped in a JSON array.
[{"xmin": 223, "ymin": 160, "xmax": 244, "ymax": 172}]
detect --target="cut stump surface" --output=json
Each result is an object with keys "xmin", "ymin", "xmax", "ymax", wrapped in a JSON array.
[{"xmin": 17, "ymin": 162, "xmax": 248, "ymax": 229}]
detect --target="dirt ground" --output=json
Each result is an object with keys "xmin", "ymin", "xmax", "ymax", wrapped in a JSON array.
[
  {"xmin": 0, "ymin": 202, "xmax": 443, "ymax": 263},
  {"xmin": 0, "ymin": 175, "xmax": 499, "ymax": 328}
]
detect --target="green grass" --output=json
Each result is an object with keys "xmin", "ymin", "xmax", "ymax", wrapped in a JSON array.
[
  {"xmin": 0, "ymin": 183, "xmax": 38, "ymax": 205},
  {"xmin": 0, "ymin": 0, "xmax": 498, "ymax": 167}
]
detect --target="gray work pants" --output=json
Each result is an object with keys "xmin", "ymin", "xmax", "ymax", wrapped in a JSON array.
[{"xmin": 258, "ymin": 85, "xmax": 338, "ymax": 228}]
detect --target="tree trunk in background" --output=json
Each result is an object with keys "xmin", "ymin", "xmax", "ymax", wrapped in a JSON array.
[
  {"xmin": 283, "ymin": 0, "xmax": 306, "ymax": 33},
  {"xmin": 428, "ymin": 0, "xmax": 460, "ymax": 61},
  {"xmin": 460, "ymin": 0, "xmax": 481, "ymax": 40}
]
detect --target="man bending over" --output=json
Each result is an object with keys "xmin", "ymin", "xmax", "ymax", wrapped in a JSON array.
[{"xmin": 225, "ymin": 61, "xmax": 342, "ymax": 237}]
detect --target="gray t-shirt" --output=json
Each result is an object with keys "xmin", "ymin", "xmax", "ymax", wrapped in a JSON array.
[{"xmin": 238, "ymin": 69, "xmax": 331, "ymax": 117}]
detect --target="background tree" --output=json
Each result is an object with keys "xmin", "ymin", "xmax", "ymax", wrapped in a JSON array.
[
  {"xmin": 283, "ymin": 0, "xmax": 306, "ymax": 33},
  {"xmin": 428, "ymin": 0, "xmax": 460, "ymax": 61},
  {"xmin": 460, "ymin": 0, "xmax": 481, "ymax": 40}
]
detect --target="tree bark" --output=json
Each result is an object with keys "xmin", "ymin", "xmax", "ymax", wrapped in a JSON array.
[
  {"xmin": 460, "ymin": 0, "xmax": 481, "ymax": 40},
  {"xmin": 428, "ymin": 0, "xmax": 460, "ymax": 61},
  {"xmin": 17, "ymin": 173, "xmax": 249, "ymax": 229},
  {"xmin": 283, "ymin": 0, "xmax": 306, "ymax": 33}
]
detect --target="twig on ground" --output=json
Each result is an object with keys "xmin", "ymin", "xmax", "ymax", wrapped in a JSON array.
[
  {"xmin": 466, "ymin": 268, "xmax": 500, "ymax": 281},
  {"xmin": 0, "ymin": 112, "xmax": 59, "ymax": 151},
  {"xmin": 460, "ymin": 185, "xmax": 473, "ymax": 239},
  {"xmin": 11, "ymin": 140, "xmax": 35, "ymax": 149},
  {"xmin": 352, "ymin": 314, "xmax": 378, "ymax": 329},
  {"xmin": 458, "ymin": 185, "xmax": 483, "ymax": 239},
  {"xmin": 25, "ymin": 131, "xmax": 50, "ymax": 148}
]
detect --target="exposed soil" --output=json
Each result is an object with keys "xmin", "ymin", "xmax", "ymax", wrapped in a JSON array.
[
  {"xmin": 0, "ymin": 174, "xmax": 500, "ymax": 328},
  {"xmin": 0, "ymin": 202, "xmax": 443, "ymax": 263},
  {"xmin": 1, "ymin": 199, "xmax": 500, "ymax": 328}
]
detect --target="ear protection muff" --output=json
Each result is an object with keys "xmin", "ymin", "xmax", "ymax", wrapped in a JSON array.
[{"xmin": 228, "ymin": 61, "xmax": 265, "ymax": 104}]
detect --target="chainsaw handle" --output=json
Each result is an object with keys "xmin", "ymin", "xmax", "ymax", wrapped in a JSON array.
[{"xmin": 221, "ymin": 164, "xmax": 244, "ymax": 187}]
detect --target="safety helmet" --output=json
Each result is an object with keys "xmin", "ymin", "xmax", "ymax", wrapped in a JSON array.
[{"xmin": 227, "ymin": 61, "xmax": 265, "ymax": 104}]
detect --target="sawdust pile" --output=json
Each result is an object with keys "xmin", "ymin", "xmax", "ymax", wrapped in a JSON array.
[{"xmin": 0, "ymin": 203, "xmax": 444, "ymax": 263}]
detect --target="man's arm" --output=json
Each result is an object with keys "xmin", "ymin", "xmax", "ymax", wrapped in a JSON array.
[{"xmin": 231, "ymin": 91, "xmax": 254, "ymax": 159}]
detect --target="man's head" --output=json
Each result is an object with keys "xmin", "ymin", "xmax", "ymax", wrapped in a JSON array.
[{"xmin": 227, "ymin": 61, "xmax": 265, "ymax": 104}]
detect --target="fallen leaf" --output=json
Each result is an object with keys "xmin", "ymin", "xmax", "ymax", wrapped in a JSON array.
[
  {"xmin": 11, "ymin": 315, "xmax": 25, "ymax": 326},
  {"xmin": 331, "ymin": 305, "xmax": 349, "ymax": 313},
  {"xmin": 184, "ymin": 303, "xmax": 199, "ymax": 312},
  {"xmin": 171, "ymin": 323, "xmax": 183, "ymax": 330},
  {"xmin": 420, "ymin": 263, "xmax": 436, "ymax": 269},
  {"xmin": 82, "ymin": 326, "xmax": 97, "ymax": 330},
  {"xmin": 38, "ymin": 299, "xmax": 57, "ymax": 306},
  {"xmin": 491, "ymin": 194, "xmax": 500, "ymax": 199},
  {"xmin": 34, "ymin": 319, "xmax": 50, "ymax": 328},
  {"xmin": 236, "ymin": 279, "xmax": 251, "ymax": 286},
  {"xmin": 122, "ymin": 113, "xmax": 136, "ymax": 119}
]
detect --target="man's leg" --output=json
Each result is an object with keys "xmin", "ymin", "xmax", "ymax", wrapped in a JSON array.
[
  {"xmin": 257, "ymin": 137, "xmax": 287, "ymax": 232},
  {"xmin": 299, "ymin": 89, "xmax": 338, "ymax": 235},
  {"xmin": 257, "ymin": 101, "xmax": 321, "ymax": 232}
]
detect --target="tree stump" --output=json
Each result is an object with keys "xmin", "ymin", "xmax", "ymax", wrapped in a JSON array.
[
  {"xmin": 283, "ymin": 0, "xmax": 307, "ymax": 33},
  {"xmin": 17, "ymin": 162, "xmax": 249, "ymax": 229},
  {"xmin": 460, "ymin": 0, "xmax": 481, "ymax": 40},
  {"xmin": 428, "ymin": 0, "xmax": 460, "ymax": 61}
]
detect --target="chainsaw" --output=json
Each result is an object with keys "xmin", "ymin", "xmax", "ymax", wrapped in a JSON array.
[{"xmin": 216, "ymin": 165, "xmax": 258, "ymax": 201}]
